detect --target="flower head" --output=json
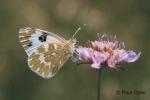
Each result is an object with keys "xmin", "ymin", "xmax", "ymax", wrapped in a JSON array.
[{"xmin": 75, "ymin": 34, "xmax": 141, "ymax": 69}]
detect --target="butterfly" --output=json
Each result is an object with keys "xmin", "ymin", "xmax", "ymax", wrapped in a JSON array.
[{"xmin": 19, "ymin": 27, "xmax": 80, "ymax": 79}]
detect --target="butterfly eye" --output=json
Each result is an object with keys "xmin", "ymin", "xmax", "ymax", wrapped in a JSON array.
[{"xmin": 39, "ymin": 33, "xmax": 48, "ymax": 42}]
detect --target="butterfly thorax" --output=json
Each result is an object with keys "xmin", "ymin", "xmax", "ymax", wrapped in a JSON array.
[{"xmin": 65, "ymin": 39, "xmax": 76, "ymax": 54}]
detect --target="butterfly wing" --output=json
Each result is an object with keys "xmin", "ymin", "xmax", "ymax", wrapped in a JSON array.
[
  {"xmin": 19, "ymin": 27, "xmax": 71, "ymax": 78},
  {"xmin": 19, "ymin": 27, "xmax": 66, "ymax": 56},
  {"xmin": 28, "ymin": 43, "xmax": 71, "ymax": 78}
]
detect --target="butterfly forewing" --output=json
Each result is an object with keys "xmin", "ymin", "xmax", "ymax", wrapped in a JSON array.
[{"xmin": 19, "ymin": 27, "xmax": 66, "ymax": 56}]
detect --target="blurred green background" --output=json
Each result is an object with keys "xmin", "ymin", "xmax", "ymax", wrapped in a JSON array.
[{"xmin": 0, "ymin": 0, "xmax": 149, "ymax": 100}]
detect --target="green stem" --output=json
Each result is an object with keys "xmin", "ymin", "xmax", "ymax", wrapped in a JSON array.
[{"xmin": 97, "ymin": 68, "xmax": 102, "ymax": 100}]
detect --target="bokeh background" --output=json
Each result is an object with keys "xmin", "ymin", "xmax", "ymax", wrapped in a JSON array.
[{"xmin": 0, "ymin": 0, "xmax": 149, "ymax": 100}]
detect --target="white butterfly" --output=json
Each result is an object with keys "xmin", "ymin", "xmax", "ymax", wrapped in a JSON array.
[{"xmin": 19, "ymin": 27, "xmax": 80, "ymax": 79}]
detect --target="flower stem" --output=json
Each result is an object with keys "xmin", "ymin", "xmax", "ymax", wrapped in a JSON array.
[{"xmin": 97, "ymin": 68, "xmax": 102, "ymax": 100}]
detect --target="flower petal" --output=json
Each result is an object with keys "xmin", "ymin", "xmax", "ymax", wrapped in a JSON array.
[
  {"xmin": 91, "ymin": 52, "xmax": 107, "ymax": 69},
  {"xmin": 91, "ymin": 63, "xmax": 101, "ymax": 69},
  {"xmin": 75, "ymin": 47, "xmax": 93, "ymax": 61},
  {"xmin": 117, "ymin": 49, "xmax": 128, "ymax": 62},
  {"xmin": 125, "ymin": 51, "xmax": 141, "ymax": 62},
  {"xmin": 107, "ymin": 58, "xmax": 118, "ymax": 68}
]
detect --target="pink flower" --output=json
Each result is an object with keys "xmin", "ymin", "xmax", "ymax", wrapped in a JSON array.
[{"xmin": 75, "ymin": 34, "xmax": 141, "ymax": 69}]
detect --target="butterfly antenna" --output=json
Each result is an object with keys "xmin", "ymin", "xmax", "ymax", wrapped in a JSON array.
[
  {"xmin": 72, "ymin": 27, "xmax": 81, "ymax": 39},
  {"xmin": 72, "ymin": 24, "xmax": 86, "ymax": 39}
]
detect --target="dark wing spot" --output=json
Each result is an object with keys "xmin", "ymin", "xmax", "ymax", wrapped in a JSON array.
[
  {"xmin": 27, "ymin": 42, "xmax": 32, "ymax": 47},
  {"xmin": 39, "ymin": 32, "xmax": 48, "ymax": 42}
]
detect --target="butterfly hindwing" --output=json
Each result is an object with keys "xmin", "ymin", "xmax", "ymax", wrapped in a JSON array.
[{"xmin": 28, "ymin": 43, "xmax": 71, "ymax": 78}]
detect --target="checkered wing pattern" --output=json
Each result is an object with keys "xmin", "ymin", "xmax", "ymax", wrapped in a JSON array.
[
  {"xmin": 19, "ymin": 27, "xmax": 66, "ymax": 56},
  {"xmin": 28, "ymin": 43, "xmax": 71, "ymax": 78},
  {"xmin": 19, "ymin": 27, "xmax": 72, "ymax": 78}
]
